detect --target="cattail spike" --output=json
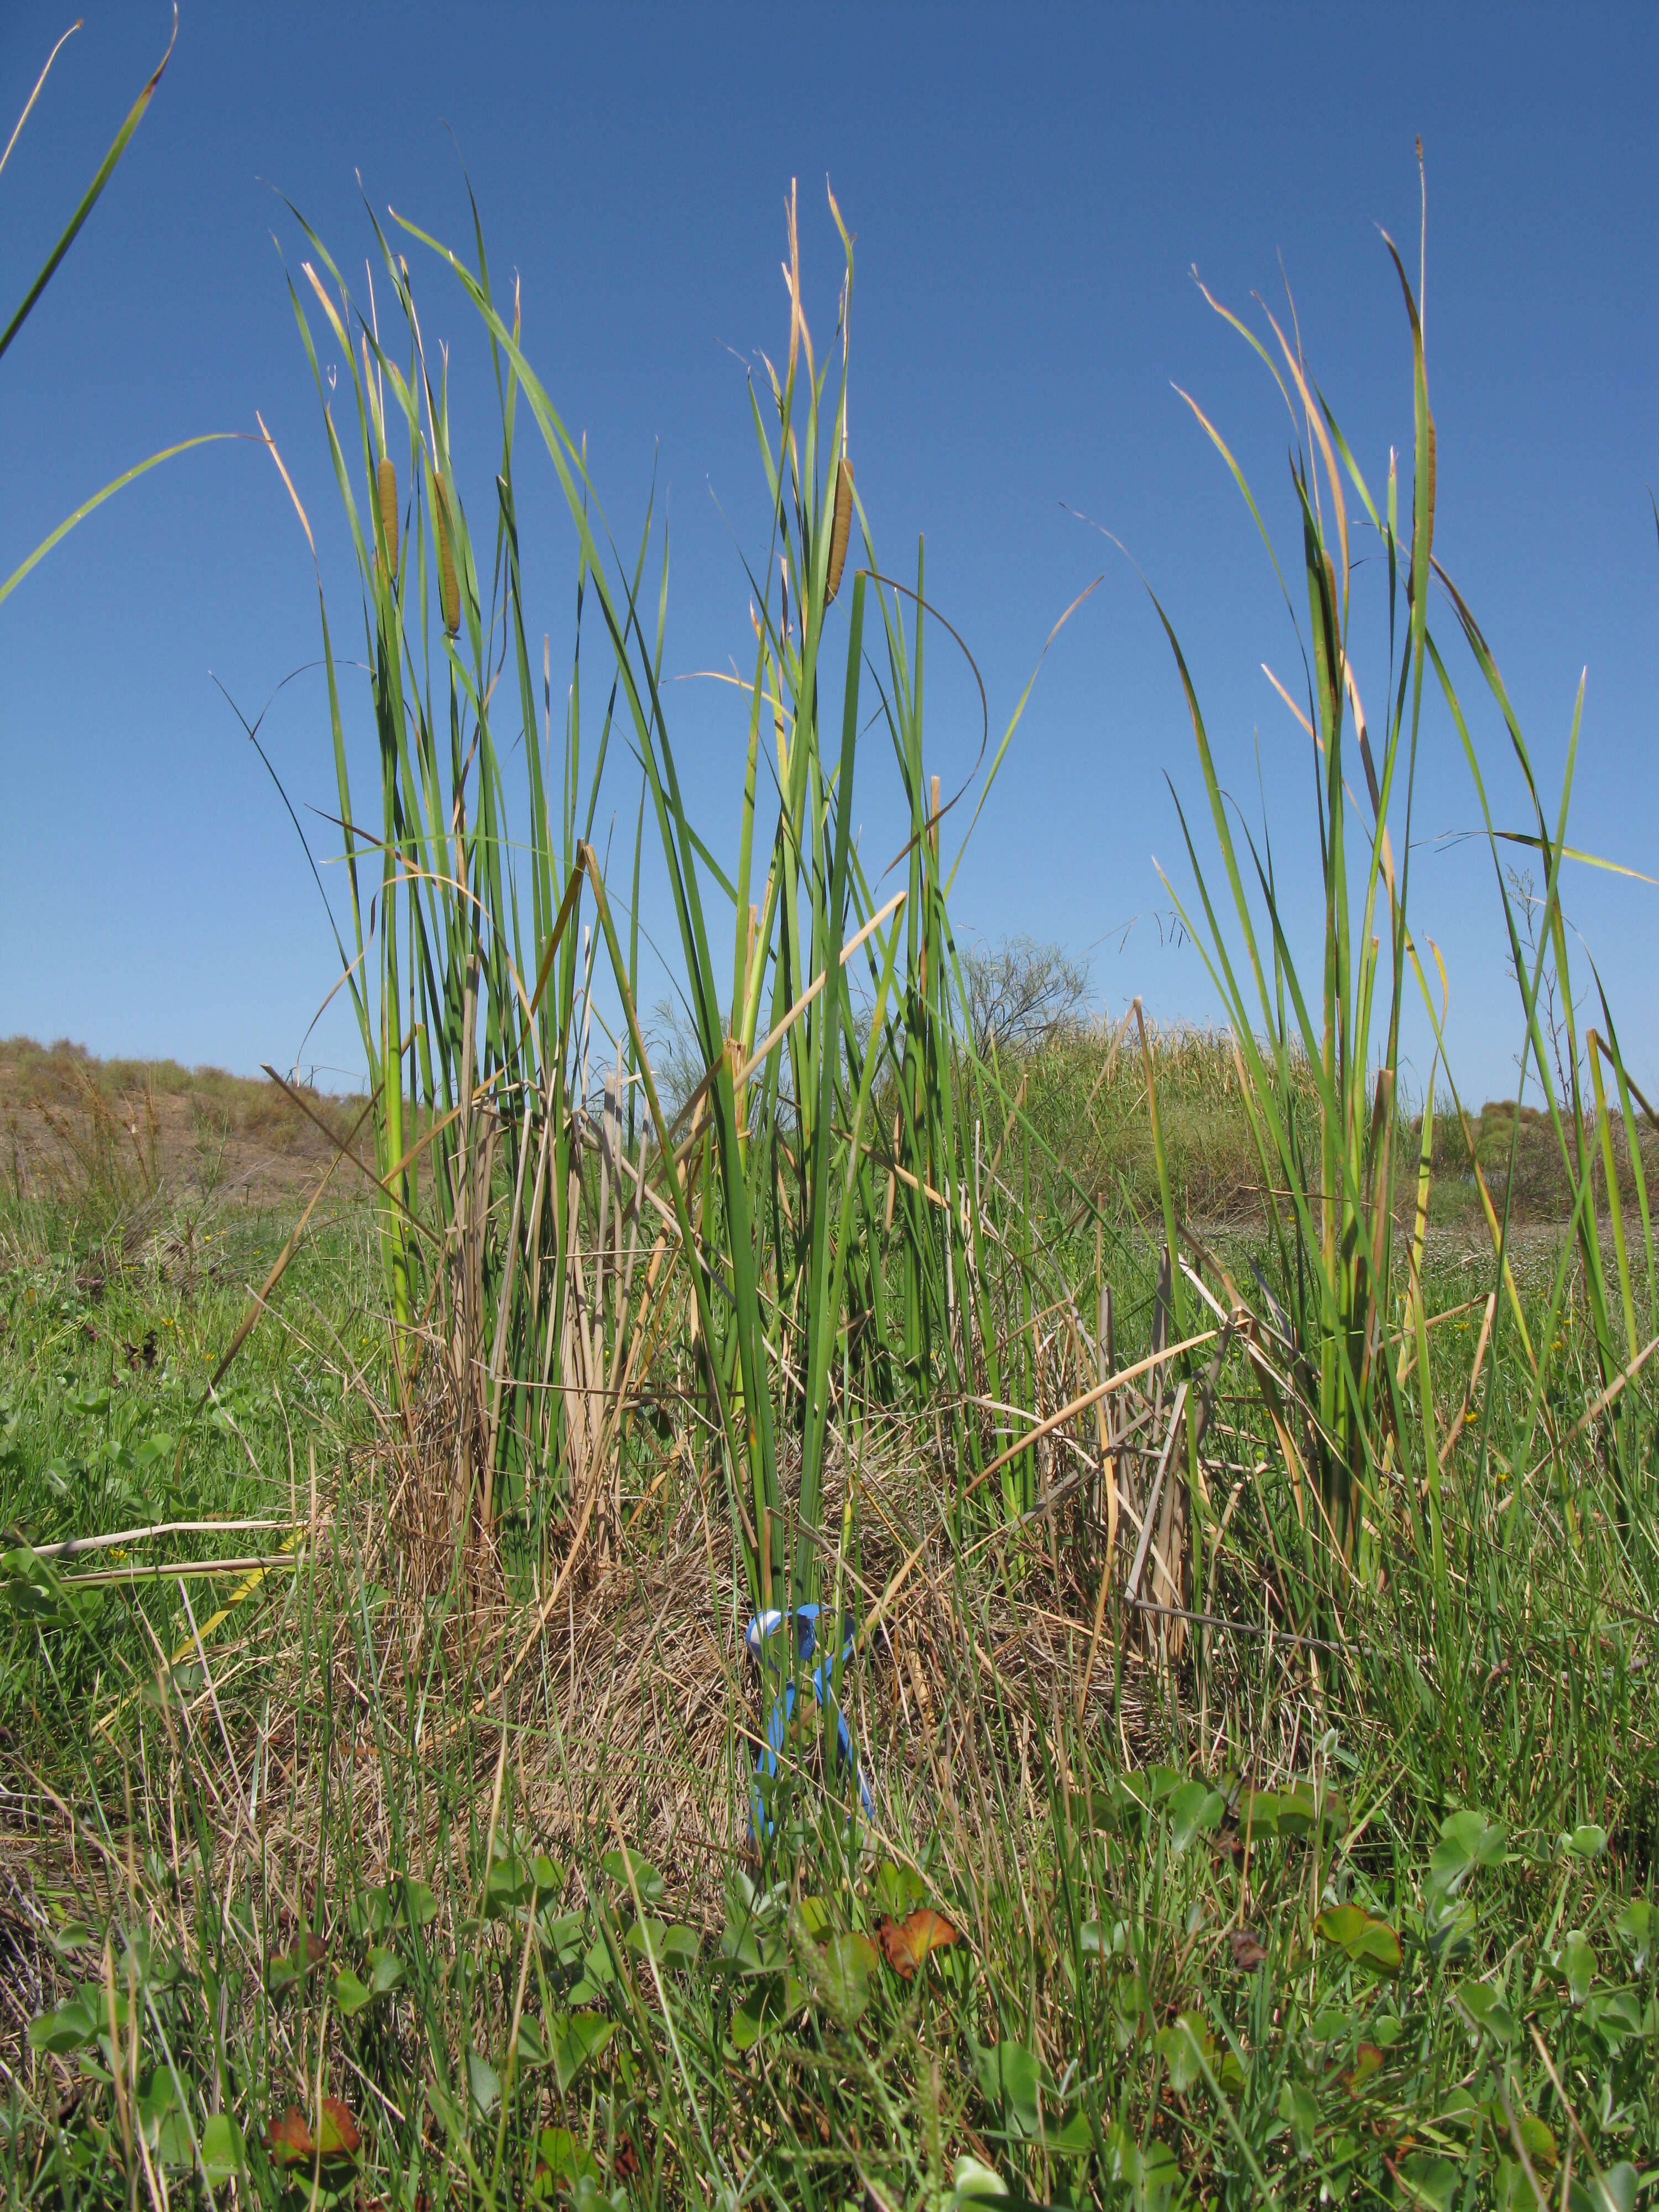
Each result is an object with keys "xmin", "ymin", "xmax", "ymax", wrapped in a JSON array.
[
  {"xmin": 433, "ymin": 471, "xmax": 460, "ymax": 636},
  {"xmin": 825, "ymin": 455, "xmax": 854, "ymax": 606},
  {"xmin": 376, "ymin": 457, "xmax": 399, "ymax": 580}
]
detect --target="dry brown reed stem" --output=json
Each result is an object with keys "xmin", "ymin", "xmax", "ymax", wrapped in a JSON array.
[
  {"xmin": 1433, "ymin": 1290, "xmax": 1496, "ymax": 1473},
  {"xmin": 858, "ymin": 1322, "xmax": 1222, "ymax": 1651},
  {"xmin": 61, "ymin": 1556, "xmax": 305, "ymax": 1589},
  {"xmin": 27, "ymin": 1520, "xmax": 293, "ymax": 1561},
  {"xmin": 1519, "ymin": 1324, "xmax": 1659, "ymax": 1490},
  {"xmin": 424, "ymin": 1244, "xmax": 688, "ymax": 1745}
]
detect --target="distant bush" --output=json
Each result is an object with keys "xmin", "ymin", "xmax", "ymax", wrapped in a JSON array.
[
  {"xmin": 960, "ymin": 936, "xmax": 1089, "ymax": 1059},
  {"xmin": 1422, "ymin": 1094, "xmax": 1659, "ymax": 1221}
]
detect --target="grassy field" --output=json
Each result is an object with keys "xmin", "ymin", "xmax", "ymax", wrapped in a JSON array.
[
  {"xmin": 4, "ymin": 41, "xmax": 1659, "ymax": 2212},
  {"xmin": 3, "ymin": 1035, "xmax": 1655, "ymax": 2210}
]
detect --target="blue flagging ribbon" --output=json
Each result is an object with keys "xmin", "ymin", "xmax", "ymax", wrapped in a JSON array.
[{"xmin": 744, "ymin": 1604, "xmax": 873, "ymax": 1835}]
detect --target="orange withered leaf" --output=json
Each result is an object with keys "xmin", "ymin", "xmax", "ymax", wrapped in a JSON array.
[
  {"xmin": 266, "ymin": 2107, "xmax": 313, "ymax": 2164},
  {"xmin": 265, "ymin": 2096, "xmax": 359, "ymax": 2166},
  {"xmin": 875, "ymin": 1907, "xmax": 959, "ymax": 1979}
]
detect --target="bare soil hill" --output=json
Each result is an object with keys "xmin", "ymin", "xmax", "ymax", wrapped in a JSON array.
[{"xmin": 0, "ymin": 1036, "xmax": 373, "ymax": 1228}]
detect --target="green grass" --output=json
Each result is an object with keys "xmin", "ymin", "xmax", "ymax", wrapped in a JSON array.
[
  {"xmin": 4, "ymin": 66, "xmax": 1659, "ymax": 2211},
  {"xmin": 3, "ymin": 1182, "xmax": 1656, "ymax": 2208}
]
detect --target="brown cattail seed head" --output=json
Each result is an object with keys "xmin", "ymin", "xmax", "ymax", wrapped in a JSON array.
[
  {"xmin": 433, "ymin": 472, "xmax": 460, "ymax": 636},
  {"xmin": 825, "ymin": 455, "xmax": 854, "ymax": 606},
  {"xmin": 377, "ymin": 457, "xmax": 399, "ymax": 580}
]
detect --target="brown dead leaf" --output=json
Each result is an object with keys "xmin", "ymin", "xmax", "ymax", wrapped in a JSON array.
[
  {"xmin": 265, "ymin": 2107, "xmax": 313, "ymax": 2165},
  {"xmin": 1229, "ymin": 1928, "xmax": 1268, "ymax": 1971},
  {"xmin": 265, "ymin": 2096, "xmax": 359, "ymax": 2166},
  {"xmin": 875, "ymin": 1908, "xmax": 959, "ymax": 1980}
]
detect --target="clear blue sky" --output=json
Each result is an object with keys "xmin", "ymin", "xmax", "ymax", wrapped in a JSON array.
[{"xmin": 4, "ymin": 3, "xmax": 1656, "ymax": 1104}]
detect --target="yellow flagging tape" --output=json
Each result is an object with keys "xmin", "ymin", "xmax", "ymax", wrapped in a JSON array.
[{"xmin": 94, "ymin": 1531, "xmax": 308, "ymax": 1739}]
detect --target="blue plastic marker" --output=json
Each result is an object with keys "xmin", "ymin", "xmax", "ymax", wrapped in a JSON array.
[{"xmin": 744, "ymin": 1604, "xmax": 873, "ymax": 1835}]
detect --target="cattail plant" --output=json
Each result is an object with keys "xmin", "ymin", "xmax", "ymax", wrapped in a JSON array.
[
  {"xmin": 1148, "ymin": 234, "xmax": 1437, "ymax": 1610},
  {"xmin": 275, "ymin": 179, "xmax": 1016, "ymax": 1693},
  {"xmin": 1147, "ymin": 199, "xmax": 1659, "ymax": 1634}
]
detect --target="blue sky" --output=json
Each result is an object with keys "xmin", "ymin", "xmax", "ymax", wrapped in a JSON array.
[{"xmin": 3, "ymin": 2, "xmax": 1656, "ymax": 1103}]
